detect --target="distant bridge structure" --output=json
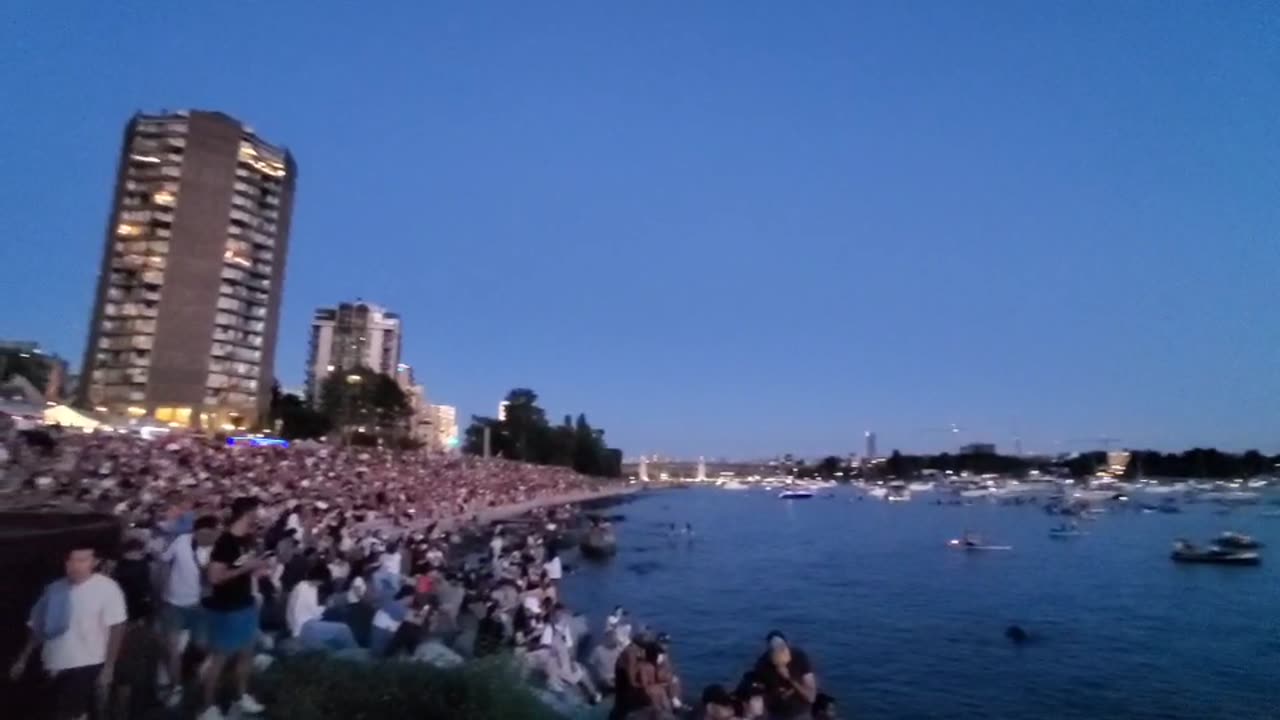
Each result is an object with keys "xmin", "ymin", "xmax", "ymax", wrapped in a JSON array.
[{"xmin": 621, "ymin": 457, "xmax": 785, "ymax": 482}]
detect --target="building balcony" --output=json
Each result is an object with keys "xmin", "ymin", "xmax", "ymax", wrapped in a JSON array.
[{"xmin": 98, "ymin": 336, "xmax": 154, "ymax": 351}]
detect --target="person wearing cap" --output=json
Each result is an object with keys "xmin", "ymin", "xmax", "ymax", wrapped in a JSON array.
[
  {"xmin": 752, "ymin": 631, "xmax": 817, "ymax": 720},
  {"xmin": 636, "ymin": 641, "xmax": 676, "ymax": 717},
  {"xmin": 611, "ymin": 631, "xmax": 679, "ymax": 720},
  {"xmin": 610, "ymin": 629, "xmax": 653, "ymax": 720},
  {"xmin": 653, "ymin": 632, "xmax": 684, "ymax": 712}
]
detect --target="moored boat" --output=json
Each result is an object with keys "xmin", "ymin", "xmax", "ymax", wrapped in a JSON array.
[
  {"xmin": 1215, "ymin": 532, "xmax": 1263, "ymax": 550},
  {"xmin": 947, "ymin": 539, "xmax": 1012, "ymax": 551},
  {"xmin": 1170, "ymin": 540, "xmax": 1260, "ymax": 566},
  {"xmin": 778, "ymin": 489, "xmax": 814, "ymax": 500},
  {"xmin": 947, "ymin": 532, "xmax": 1011, "ymax": 551},
  {"xmin": 1200, "ymin": 491, "xmax": 1262, "ymax": 505}
]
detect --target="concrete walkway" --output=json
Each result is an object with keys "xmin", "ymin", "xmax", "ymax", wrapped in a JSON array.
[{"xmin": 439, "ymin": 485, "xmax": 640, "ymax": 530}]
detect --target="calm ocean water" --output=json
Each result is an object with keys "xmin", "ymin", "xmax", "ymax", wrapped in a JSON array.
[{"xmin": 561, "ymin": 487, "xmax": 1280, "ymax": 719}]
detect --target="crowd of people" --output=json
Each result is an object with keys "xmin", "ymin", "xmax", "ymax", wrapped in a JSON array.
[
  {"xmin": 1, "ymin": 429, "xmax": 603, "ymax": 530},
  {"xmin": 600, "ymin": 625, "xmax": 839, "ymax": 720},
  {"xmin": 2, "ymin": 425, "xmax": 839, "ymax": 720}
]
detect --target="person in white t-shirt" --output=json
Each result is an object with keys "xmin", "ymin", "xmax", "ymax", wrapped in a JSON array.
[
  {"xmin": 159, "ymin": 515, "xmax": 219, "ymax": 708},
  {"xmin": 285, "ymin": 565, "xmax": 356, "ymax": 652},
  {"xmin": 489, "ymin": 531, "xmax": 504, "ymax": 563},
  {"xmin": 536, "ymin": 604, "xmax": 601, "ymax": 705},
  {"xmin": 10, "ymin": 544, "xmax": 127, "ymax": 720},
  {"xmin": 543, "ymin": 546, "xmax": 563, "ymax": 582},
  {"xmin": 541, "ymin": 546, "xmax": 564, "ymax": 602}
]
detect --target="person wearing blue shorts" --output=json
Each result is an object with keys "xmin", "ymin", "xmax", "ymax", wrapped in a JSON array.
[
  {"xmin": 160, "ymin": 514, "xmax": 218, "ymax": 708},
  {"xmin": 198, "ymin": 497, "xmax": 270, "ymax": 720}
]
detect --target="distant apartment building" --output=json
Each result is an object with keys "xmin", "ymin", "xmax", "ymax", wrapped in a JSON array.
[
  {"xmin": 431, "ymin": 404, "xmax": 459, "ymax": 450},
  {"xmin": 393, "ymin": 362, "xmax": 434, "ymax": 445},
  {"xmin": 0, "ymin": 341, "xmax": 70, "ymax": 402},
  {"xmin": 960, "ymin": 442, "xmax": 997, "ymax": 455},
  {"xmin": 306, "ymin": 302, "xmax": 401, "ymax": 403},
  {"xmin": 1104, "ymin": 450, "xmax": 1132, "ymax": 476},
  {"xmin": 78, "ymin": 110, "xmax": 295, "ymax": 429},
  {"xmin": 389, "ymin": 363, "xmax": 457, "ymax": 450},
  {"xmin": 864, "ymin": 431, "xmax": 878, "ymax": 460}
]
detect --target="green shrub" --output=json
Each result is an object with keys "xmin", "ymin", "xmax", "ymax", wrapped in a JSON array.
[{"xmin": 256, "ymin": 654, "xmax": 567, "ymax": 720}]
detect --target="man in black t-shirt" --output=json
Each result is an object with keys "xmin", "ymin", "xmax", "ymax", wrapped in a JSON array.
[
  {"xmin": 111, "ymin": 537, "xmax": 155, "ymax": 717},
  {"xmin": 198, "ymin": 497, "xmax": 270, "ymax": 720},
  {"xmin": 751, "ymin": 630, "xmax": 818, "ymax": 720}
]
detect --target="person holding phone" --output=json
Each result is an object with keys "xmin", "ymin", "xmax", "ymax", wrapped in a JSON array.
[
  {"xmin": 198, "ymin": 497, "xmax": 270, "ymax": 720},
  {"xmin": 752, "ymin": 631, "xmax": 817, "ymax": 720}
]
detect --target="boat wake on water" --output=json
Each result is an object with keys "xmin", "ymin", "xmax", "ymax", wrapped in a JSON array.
[{"xmin": 947, "ymin": 538, "xmax": 1013, "ymax": 551}]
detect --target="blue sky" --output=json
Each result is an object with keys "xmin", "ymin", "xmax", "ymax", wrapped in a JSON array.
[{"xmin": 2, "ymin": 2, "xmax": 1277, "ymax": 457}]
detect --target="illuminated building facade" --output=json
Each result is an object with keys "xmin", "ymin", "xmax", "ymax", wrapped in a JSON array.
[
  {"xmin": 78, "ymin": 111, "xmax": 295, "ymax": 430},
  {"xmin": 306, "ymin": 302, "xmax": 402, "ymax": 403},
  {"xmin": 1104, "ymin": 450, "xmax": 1132, "ymax": 477},
  {"xmin": 393, "ymin": 362, "xmax": 434, "ymax": 445},
  {"xmin": 431, "ymin": 404, "xmax": 459, "ymax": 450}
]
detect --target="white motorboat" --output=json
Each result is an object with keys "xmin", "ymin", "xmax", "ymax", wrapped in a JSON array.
[
  {"xmin": 779, "ymin": 489, "xmax": 815, "ymax": 500},
  {"xmin": 1137, "ymin": 484, "xmax": 1185, "ymax": 495},
  {"xmin": 1201, "ymin": 491, "xmax": 1262, "ymax": 505},
  {"xmin": 1071, "ymin": 490, "xmax": 1118, "ymax": 501}
]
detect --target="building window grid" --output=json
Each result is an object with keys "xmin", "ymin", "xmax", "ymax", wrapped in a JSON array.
[{"xmin": 92, "ymin": 117, "xmax": 285, "ymax": 414}]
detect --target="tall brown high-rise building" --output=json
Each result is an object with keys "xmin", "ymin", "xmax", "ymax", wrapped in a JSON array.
[{"xmin": 78, "ymin": 110, "xmax": 296, "ymax": 430}]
